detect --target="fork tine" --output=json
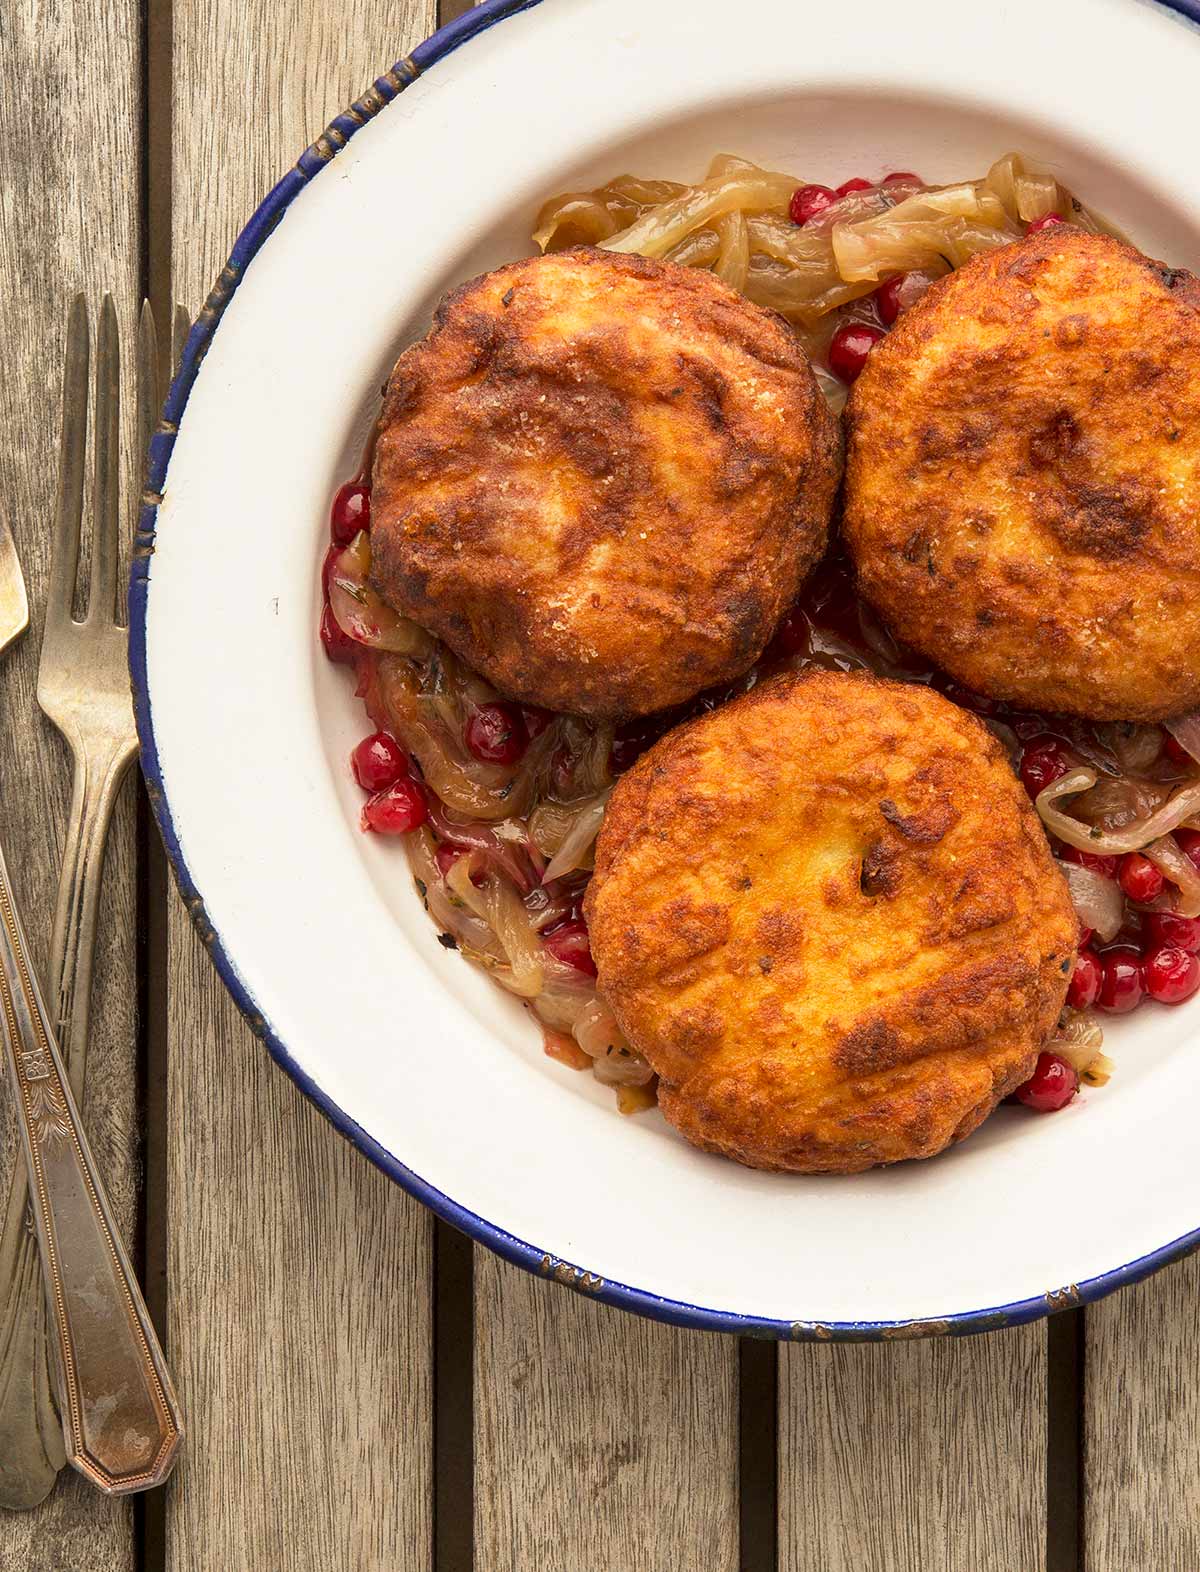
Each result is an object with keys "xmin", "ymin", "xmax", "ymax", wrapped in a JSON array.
[
  {"xmin": 88, "ymin": 295, "xmax": 121, "ymax": 624},
  {"xmin": 137, "ymin": 300, "xmax": 157, "ymax": 482},
  {"xmin": 47, "ymin": 295, "xmax": 89, "ymax": 632}
]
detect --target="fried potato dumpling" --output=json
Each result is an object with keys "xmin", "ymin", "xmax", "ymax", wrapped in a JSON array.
[
  {"xmin": 843, "ymin": 229, "xmax": 1200, "ymax": 721},
  {"xmin": 370, "ymin": 248, "xmax": 840, "ymax": 719},
  {"xmin": 585, "ymin": 671, "xmax": 1076, "ymax": 1174}
]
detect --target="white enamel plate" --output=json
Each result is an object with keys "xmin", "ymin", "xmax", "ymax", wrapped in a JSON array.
[{"xmin": 133, "ymin": 0, "xmax": 1200, "ymax": 1336}]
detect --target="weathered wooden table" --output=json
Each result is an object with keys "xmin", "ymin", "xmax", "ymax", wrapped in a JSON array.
[{"xmin": 1, "ymin": 2, "xmax": 1195, "ymax": 1567}]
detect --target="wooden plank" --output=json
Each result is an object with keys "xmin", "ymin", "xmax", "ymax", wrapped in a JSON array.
[
  {"xmin": 474, "ymin": 1254, "xmax": 740, "ymax": 1571},
  {"xmin": 0, "ymin": 0, "xmax": 141, "ymax": 1564},
  {"xmin": 1085, "ymin": 1258, "xmax": 1200, "ymax": 1569},
  {"xmin": 166, "ymin": 6, "xmax": 436, "ymax": 1569},
  {"xmin": 779, "ymin": 1329, "xmax": 1047, "ymax": 1572},
  {"xmin": 162, "ymin": 935, "xmax": 433, "ymax": 1570}
]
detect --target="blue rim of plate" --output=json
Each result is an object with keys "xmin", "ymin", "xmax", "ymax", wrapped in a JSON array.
[{"xmin": 130, "ymin": 0, "xmax": 1200, "ymax": 1341}]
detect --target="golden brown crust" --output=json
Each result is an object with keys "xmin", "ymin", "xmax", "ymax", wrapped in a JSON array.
[
  {"xmin": 370, "ymin": 248, "xmax": 840, "ymax": 719},
  {"xmin": 843, "ymin": 229, "xmax": 1200, "ymax": 721},
  {"xmin": 585, "ymin": 671, "xmax": 1076, "ymax": 1174}
]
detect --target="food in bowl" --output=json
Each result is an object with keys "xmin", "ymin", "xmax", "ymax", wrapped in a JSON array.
[
  {"xmin": 842, "ymin": 229, "xmax": 1200, "ymax": 720},
  {"xmin": 534, "ymin": 150, "xmax": 1121, "ymax": 407},
  {"xmin": 319, "ymin": 150, "xmax": 1200, "ymax": 1163},
  {"xmin": 585, "ymin": 670, "xmax": 1077, "ymax": 1172},
  {"xmin": 369, "ymin": 248, "xmax": 840, "ymax": 720}
]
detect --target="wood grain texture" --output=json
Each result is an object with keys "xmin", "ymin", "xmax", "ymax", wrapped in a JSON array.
[
  {"xmin": 166, "ymin": 5, "xmax": 436, "ymax": 1569},
  {"xmin": 779, "ymin": 1329, "xmax": 1047, "ymax": 1572},
  {"xmin": 0, "ymin": 0, "xmax": 140, "ymax": 1564},
  {"xmin": 1085, "ymin": 1258, "xmax": 1200, "ymax": 1570},
  {"xmin": 474, "ymin": 1253, "xmax": 739, "ymax": 1571}
]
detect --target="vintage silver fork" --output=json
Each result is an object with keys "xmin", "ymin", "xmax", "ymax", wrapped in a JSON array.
[{"xmin": 0, "ymin": 296, "xmax": 184, "ymax": 1503}]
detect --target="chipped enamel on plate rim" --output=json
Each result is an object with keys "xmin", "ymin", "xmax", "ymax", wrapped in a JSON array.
[{"xmin": 132, "ymin": 0, "xmax": 1200, "ymax": 1338}]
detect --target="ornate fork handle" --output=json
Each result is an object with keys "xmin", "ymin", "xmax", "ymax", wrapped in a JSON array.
[
  {"xmin": 0, "ymin": 740, "xmax": 137, "ymax": 1505},
  {"xmin": 0, "ymin": 825, "xmax": 182, "ymax": 1494}
]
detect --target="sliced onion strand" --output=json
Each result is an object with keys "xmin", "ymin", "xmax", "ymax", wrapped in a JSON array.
[
  {"xmin": 1037, "ymin": 768, "xmax": 1200, "ymax": 855},
  {"xmin": 1055, "ymin": 860, "xmax": 1122, "ymax": 942},
  {"xmin": 1143, "ymin": 836, "xmax": 1200, "ymax": 919}
]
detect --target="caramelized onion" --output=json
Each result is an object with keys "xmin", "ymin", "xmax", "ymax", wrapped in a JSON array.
[
  {"xmin": 1073, "ymin": 774, "xmax": 1172, "ymax": 834},
  {"xmin": 744, "ymin": 213, "xmax": 839, "ymax": 267},
  {"xmin": 377, "ymin": 655, "xmax": 558, "ymax": 821},
  {"xmin": 446, "ymin": 858, "xmax": 545, "ymax": 996},
  {"xmin": 885, "ymin": 264, "xmax": 950, "ymax": 317},
  {"xmin": 739, "ymin": 219, "xmax": 883, "ymax": 320},
  {"xmin": 1055, "ymin": 860, "xmax": 1122, "ymax": 942},
  {"xmin": 540, "ymin": 790, "xmax": 610, "ymax": 883},
  {"xmin": 1095, "ymin": 722, "xmax": 1164, "ymax": 776},
  {"xmin": 1143, "ymin": 836, "xmax": 1200, "ymax": 919},
  {"xmin": 834, "ymin": 217, "xmax": 1016, "ymax": 283},
  {"xmin": 533, "ymin": 195, "xmax": 623, "ymax": 250},
  {"xmin": 1036, "ymin": 768, "xmax": 1200, "ymax": 855},
  {"xmin": 424, "ymin": 646, "xmax": 497, "ymax": 733},
  {"xmin": 591, "ymin": 1050, "xmax": 655, "ymax": 1089},
  {"xmin": 809, "ymin": 362, "xmax": 848, "ymax": 413},
  {"xmin": 1166, "ymin": 712, "xmax": 1200, "ymax": 767},
  {"xmin": 832, "ymin": 184, "xmax": 1017, "ymax": 282},
  {"xmin": 573, "ymin": 997, "xmax": 654, "ymax": 1087},
  {"xmin": 608, "ymin": 174, "xmax": 692, "ymax": 207},
  {"xmin": 328, "ymin": 532, "xmax": 433, "ymax": 657},
  {"xmin": 428, "ymin": 801, "xmax": 534, "ymax": 893},
  {"xmin": 560, "ymin": 718, "xmax": 614, "ymax": 797},
  {"xmin": 524, "ymin": 882, "xmax": 576, "ymax": 934},
  {"xmin": 1082, "ymin": 1052, "xmax": 1115, "ymax": 1088},
  {"xmin": 528, "ymin": 798, "xmax": 580, "ymax": 858},
  {"xmin": 984, "ymin": 152, "xmax": 1063, "ymax": 224},
  {"xmin": 486, "ymin": 876, "xmax": 547, "ymax": 997},
  {"xmin": 713, "ymin": 208, "xmax": 750, "ymax": 291},
  {"xmin": 1051, "ymin": 1009, "xmax": 1108, "ymax": 1082},
  {"xmin": 407, "ymin": 830, "xmax": 498, "ymax": 955},
  {"xmin": 533, "ymin": 153, "xmax": 1112, "ymax": 373},
  {"xmin": 534, "ymin": 175, "xmax": 688, "ymax": 252},
  {"xmin": 663, "ymin": 229, "xmax": 721, "ymax": 268},
  {"xmin": 532, "ymin": 958, "xmax": 598, "ymax": 1032},
  {"xmin": 601, "ymin": 166, "xmax": 797, "ymax": 259},
  {"xmin": 743, "ymin": 260, "xmax": 878, "ymax": 323}
]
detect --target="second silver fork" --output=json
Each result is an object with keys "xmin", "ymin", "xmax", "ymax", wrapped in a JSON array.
[{"xmin": 0, "ymin": 295, "xmax": 185, "ymax": 1506}]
